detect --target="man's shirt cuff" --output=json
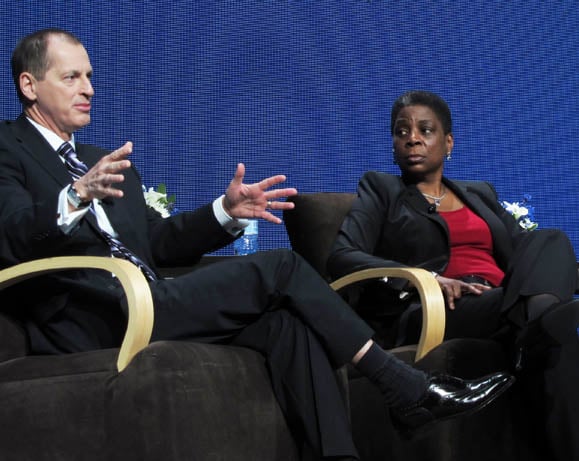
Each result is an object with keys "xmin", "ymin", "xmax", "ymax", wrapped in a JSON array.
[
  {"xmin": 212, "ymin": 195, "xmax": 249, "ymax": 236},
  {"xmin": 57, "ymin": 185, "xmax": 91, "ymax": 234}
]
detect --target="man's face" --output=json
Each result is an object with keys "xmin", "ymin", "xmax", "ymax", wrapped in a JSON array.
[{"xmin": 22, "ymin": 36, "xmax": 94, "ymax": 140}]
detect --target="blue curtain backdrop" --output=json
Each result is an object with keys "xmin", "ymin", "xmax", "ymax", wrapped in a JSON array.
[{"xmin": 1, "ymin": 1, "xmax": 578, "ymax": 256}]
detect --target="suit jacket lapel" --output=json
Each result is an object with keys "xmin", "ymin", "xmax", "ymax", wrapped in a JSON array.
[
  {"xmin": 10, "ymin": 115, "xmax": 72, "ymax": 188},
  {"xmin": 399, "ymin": 177, "xmax": 512, "ymax": 264},
  {"xmin": 401, "ymin": 181, "xmax": 449, "ymax": 230},
  {"xmin": 10, "ymin": 116, "xmax": 112, "ymax": 236}
]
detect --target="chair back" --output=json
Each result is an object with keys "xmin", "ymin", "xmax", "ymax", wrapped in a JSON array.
[{"xmin": 284, "ymin": 193, "xmax": 355, "ymax": 280}]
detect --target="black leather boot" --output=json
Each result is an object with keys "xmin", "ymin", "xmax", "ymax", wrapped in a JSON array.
[{"xmin": 391, "ymin": 371, "xmax": 514, "ymax": 436}]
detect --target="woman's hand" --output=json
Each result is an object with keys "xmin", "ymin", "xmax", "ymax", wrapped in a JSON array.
[{"xmin": 434, "ymin": 275, "xmax": 492, "ymax": 310}]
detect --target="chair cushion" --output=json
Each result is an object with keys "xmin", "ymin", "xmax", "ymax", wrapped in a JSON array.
[
  {"xmin": 0, "ymin": 313, "xmax": 28, "ymax": 363},
  {"xmin": 108, "ymin": 341, "xmax": 299, "ymax": 460},
  {"xmin": 0, "ymin": 341, "xmax": 299, "ymax": 461}
]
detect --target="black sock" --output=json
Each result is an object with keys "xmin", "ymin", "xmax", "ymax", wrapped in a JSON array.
[{"xmin": 355, "ymin": 342, "xmax": 428, "ymax": 408}]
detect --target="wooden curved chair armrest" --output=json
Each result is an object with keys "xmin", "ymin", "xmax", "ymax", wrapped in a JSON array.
[
  {"xmin": 330, "ymin": 267, "xmax": 445, "ymax": 362},
  {"xmin": 0, "ymin": 256, "xmax": 154, "ymax": 372}
]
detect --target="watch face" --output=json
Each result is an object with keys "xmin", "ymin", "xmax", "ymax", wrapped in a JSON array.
[{"xmin": 68, "ymin": 185, "xmax": 89, "ymax": 208}]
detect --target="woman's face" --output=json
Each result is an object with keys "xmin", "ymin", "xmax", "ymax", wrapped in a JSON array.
[{"xmin": 392, "ymin": 105, "xmax": 453, "ymax": 177}]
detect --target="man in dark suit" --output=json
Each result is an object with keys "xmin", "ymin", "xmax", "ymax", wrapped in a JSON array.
[{"xmin": 0, "ymin": 29, "xmax": 512, "ymax": 460}]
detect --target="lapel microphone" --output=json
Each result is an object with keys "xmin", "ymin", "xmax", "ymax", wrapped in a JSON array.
[{"xmin": 427, "ymin": 204, "xmax": 437, "ymax": 214}]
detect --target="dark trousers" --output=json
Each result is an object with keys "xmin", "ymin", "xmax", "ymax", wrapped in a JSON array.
[
  {"xmin": 150, "ymin": 249, "xmax": 374, "ymax": 458},
  {"xmin": 449, "ymin": 230, "xmax": 579, "ymax": 460},
  {"xmin": 517, "ymin": 299, "xmax": 579, "ymax": 461},
  {"xmin": 405, "ymin": 229, "xmax": 579, "ymax": 460},
  {"xmin": 440, "ymin": 229, "xmax": 578, "ymax": 340}
]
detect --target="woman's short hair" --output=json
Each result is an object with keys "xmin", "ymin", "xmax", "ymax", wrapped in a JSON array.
[{"xmin": 391, "ymin": 90, "xmax": 452, "ymax": 135}]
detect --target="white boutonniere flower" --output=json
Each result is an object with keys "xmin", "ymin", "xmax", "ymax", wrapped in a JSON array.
[
  {"xmin": 501, "ymin": 194, "xmax": 538, "ymax": 231},
  {"xmin": 143, "ymin": 183, "xmax": 176, "ymax": 218}
]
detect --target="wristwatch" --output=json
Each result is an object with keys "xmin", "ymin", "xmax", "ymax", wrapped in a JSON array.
[{"xmin": 67, "ymin": 183, "xmax": 91, "ymax": 209}]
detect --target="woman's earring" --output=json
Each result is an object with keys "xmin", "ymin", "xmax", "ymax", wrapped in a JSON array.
[
  {"xmin": 446, "ymin": 152, "xmax": 452, "ymax": 160},
  {"xmin": 392, "ymin": 148, "xmax": 398, "ymax": 164}
]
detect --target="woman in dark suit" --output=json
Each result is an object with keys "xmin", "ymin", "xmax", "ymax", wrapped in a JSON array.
[{"xmin": 328, "ymin": 90, "xmax": 579, "ymax": 460}]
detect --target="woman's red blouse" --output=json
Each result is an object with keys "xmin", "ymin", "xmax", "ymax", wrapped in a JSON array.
[{"xmin": 438, "ymin": 206, "xmax": 504, "ymax": 287}]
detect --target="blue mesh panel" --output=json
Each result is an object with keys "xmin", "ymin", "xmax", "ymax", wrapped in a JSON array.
[{"xmin": 1, "ymin": 1, "xmax": 577, "ymax": 256}]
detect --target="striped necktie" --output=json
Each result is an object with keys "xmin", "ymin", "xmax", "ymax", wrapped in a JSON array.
[
  {"xmin": 58, "ymin": 141, "xmax": 88, "ymax": 180},
  {"xmin": 58, "ymin": 142, "xmax": 158, "ymax": 282}
]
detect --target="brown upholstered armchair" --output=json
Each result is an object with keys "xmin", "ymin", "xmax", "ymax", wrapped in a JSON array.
[
  {"xmin": 284, "ymin": 192, "xmax": 445, "ymax": 362},
  {"xmin": 284, "ymin": 192, "xmax": 544, "ymax": 461},
  {"xmin": 0, "ymin": 257, "xmax": 300, "ymax": 461}
]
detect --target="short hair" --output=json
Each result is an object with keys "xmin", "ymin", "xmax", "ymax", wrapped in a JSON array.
[
  {"xmin": 11, "ymin": 28, "xmax": 82, "ymax": 105},
  {"xmin": 390, "ymin": 90, "xmax": 452, "ymax": 135}
]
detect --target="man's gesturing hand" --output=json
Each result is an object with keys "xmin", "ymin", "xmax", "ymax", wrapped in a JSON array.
[
  {"xmin": 223, "ymin": 163, "xmax": 298, "ymax": 224},
  {"xmin": 73, "ymin": 141, "xmax": 133, "ymax": 202}
]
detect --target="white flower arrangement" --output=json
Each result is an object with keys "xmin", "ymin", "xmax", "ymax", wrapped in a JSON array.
[
  {"xmin": 143, "ymin": 183, "xmax": 176, "ymax": 218},
  {"xmin": 501, "ymin": 194, "xmax": 538, "ymax": 231}
]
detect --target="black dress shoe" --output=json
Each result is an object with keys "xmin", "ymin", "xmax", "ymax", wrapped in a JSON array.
[{"xmin": 391, "ymin": 371, "xmax": 515, "ymax": 436}]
